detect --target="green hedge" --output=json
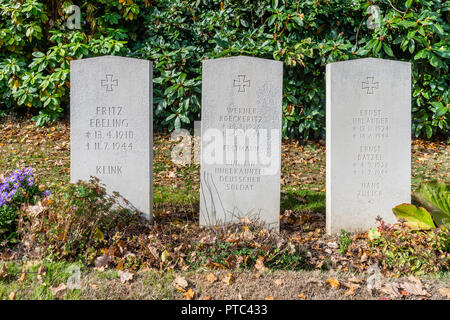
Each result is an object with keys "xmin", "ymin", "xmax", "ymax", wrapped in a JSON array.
[{"xmin": 0, "ymin": 0, "xmax": 448, "ymax": 139}]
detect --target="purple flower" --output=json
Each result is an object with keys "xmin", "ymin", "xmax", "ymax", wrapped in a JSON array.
[
  {"xmin": 10, "ymin": 170, "xmax": 21, "ymax": 181},
  {"xmin": 0, "ymin": 167, "xmax": 39, "ymax": 206},
  {"xmin": 43, "ymin": 190, "xmax": 51, "ymax": 197},
  {"xmin": 27, "ymin": 176, "xmax": 34, "ymax": 187}
]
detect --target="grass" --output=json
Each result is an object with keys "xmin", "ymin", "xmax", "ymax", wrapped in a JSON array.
[
  {"xmin": 411, "ymin": 140, "xmax": 450, "ymax": 190},
  {"xmin": 0, "ymin": 121, "xmax": 70, "ymax": 190},
  {"xmin": 0, "ymin": 119, "xmax": 449, "ymax": 300},
  {"xmin": 281, "ymin": 188, "xmax": 325, "ymax": 213},
  {"xmin": 1, "ymin": 260, "xmax": 448, "ymax": 300},
  {"xmin": 154, "ymin": 185, "xmax": 199, "ymax": 207},
  {"xmin": 1, "ymin": 120, "xmax": 448, "ymax": 218},
  {"xmin": 0, "ymin": 259, "xmax": 179, "ymax": 300},
  {"xmin": 0, "ymin": 260, "xmax": 83, "ymax": 300}
]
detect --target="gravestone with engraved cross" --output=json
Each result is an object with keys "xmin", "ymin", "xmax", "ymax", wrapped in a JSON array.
[
  {"xmin": 326, "ymin": 58, "xmax": 411, "ymax": 234},
  {"xmin": 70, "ymin": 56, "xmax": 153, "ymax": 220},
  {"xmin": 200, "ymin": 56, "xmax": 283, "ymax": 230}
]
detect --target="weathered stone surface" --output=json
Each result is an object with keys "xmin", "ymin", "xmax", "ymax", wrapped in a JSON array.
[
  {"xmin": 70, "ymin": 55, "xmax": 153, "ymax": 220},
  {"xmin": 326, "ymin": 58, "xmax": 411, "ymax": 234},
  {"xmin": 200, "ymin": 56, "xmax": 283, "ymax": 230}
]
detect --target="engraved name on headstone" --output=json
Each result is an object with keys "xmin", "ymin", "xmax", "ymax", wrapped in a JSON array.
[
  {"xmin": 200, "ymin": 56, "xmax": 283, "ymax": 230},
  {"xmin": 70, "ymin": 56, "xmax": 153, "ymax": 220},
  {"xmin": 326, "ymin": 58, "xmax": 411, "ymax": 234}
]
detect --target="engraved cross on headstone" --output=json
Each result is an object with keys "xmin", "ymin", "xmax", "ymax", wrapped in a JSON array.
[
  {"xmin": 101, "ymin": 74, "xmax": 118, "ymax": 92},
  {"xmin": 233, "ymin": 75, "xmax": 250, "ymax": 92},
  {"xmin": 361, "ymin": 76, "xmax": 379, "ymax": 94}
]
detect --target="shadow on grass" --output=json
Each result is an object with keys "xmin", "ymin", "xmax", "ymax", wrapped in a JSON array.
[
  {"xmin": 153, "ymin": 185, "xmax": 326, "ymax": 225},
  {"xmin": 281, "ymin": 187, "xmax": 325, "ymax": 214}
]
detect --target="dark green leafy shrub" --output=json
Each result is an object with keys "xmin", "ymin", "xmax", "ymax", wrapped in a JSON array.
[
  {"xmin": 135, "ymin": 0, "xmax": 449, "ymax": 139},
  {"xmin": 413, "ymin": 181, "xmax": 450, "ymax": 228},
  {"xmin": 0, "ymin": 0, "xmax": 132, "ymax": 123},
  {"xmin": 0, "ymin": 0, "xmax": 448, "ymax": 139}
]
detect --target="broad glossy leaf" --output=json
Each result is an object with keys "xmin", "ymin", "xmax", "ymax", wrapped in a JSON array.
[
  {"xmin": 392, "ymin": 203, "xmax": 435, "ymax": 230},
  {"xmin": 413, "ymin": 182, "xmax": 450, "ymax": 228}
]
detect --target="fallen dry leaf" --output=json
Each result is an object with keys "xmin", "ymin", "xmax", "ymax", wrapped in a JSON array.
[
  {"xmin": 18, "ymin": 268, "xmax": 26, "ymax": 283},
  {"xmin": 343, "ymin": 281, "xmax": 361, "ymax": 290},
  {"xmin": 274, "ymin": 279, "xmax": 283, "ymax": 286},
  {"xmin": 438, "ymin": 288, "xmax": 450, "ymax": 299},
  {"xmin": 254, "ymin": 256, "xmax": 267, "ymax": 272},
  {"xmin": 94, "ymin": 254, "xmax": 111, "ymax": 268},
  {"xmin": 89, "ymin": 283, "xmax": 98, "ymax": 290},
  {"xmin": 401, "ymin": 276, "xmax": 430, "ymax": 297},
  {"xmin": 306, "ymin": 277, "xmax": 323, "ymax": 286},
  {"xmin": 344, "ymin": 287, "xmax": 355, "ymax": 296},
  {"xmin": 0, "ymin": 263, "xmax": 7, "ymax": 279},
  {"xmin": 37, "ymin": 265, "xmax": 47, "ymax": 282},
  {"xmin": 1, "ymin": 249, "xmax": 16, "ymax": 261},
  {"xmin": 348, "ymin": 276, "xmax": 363, "ymax": 284},
  {"xmin": 400, "ymin": 290, "xmax": 409, "ymax": 296},
  {"xmin": 360, "ymin": 253, "xmax": 368, "ymax": 262},
  {"xmin": 161, "ymin": 250, "xmax": 170, "ymax": 263},
  {"xmin": 26, "ymin": 201, "xmax": 47, "ymax": 217},
  {"xmin": 222, "ymin": 273, "xmax": 234, "ymax": 285},
  {"xmin": 205, "ymin": 273, "xmax": 217, "ymax": 283},
  {"xmin": 241, "ymin": 227, "xmax": 254, "ymax": 241},
  {"xmin": 173, "ymin": 275, "xmax": 188, "ymax": 291},
  {"xmin": 240, "ymin": 216, "xmax": 251, "ymax": 225},
  {"xmin": 327, "ymin": 241, "xmax": 338, "ymax": 249},
  {"xmin": 168, "ymin": 171, "xmax": 176, "ymax": 178},
  {"xmin": 366, "ymin": 265, "xmax": 382, "ymax": 293},
  {"xmin": 380, "ymin": 283, "xmax": 401, "ymax": 298},
  {"xmin": 50, "ymin": 283, "xmax": 67, "ymax": 298},
  {"xmin": 327, "ymin": 277, "xmax": 340, "ymax": 289},
  {"xmin": 118, "ymin": 270, "xmax": 134, "ymax": 284},
  {"xmin": 184, "ymin": 288, "xmax": 195, "ymax": 300}
]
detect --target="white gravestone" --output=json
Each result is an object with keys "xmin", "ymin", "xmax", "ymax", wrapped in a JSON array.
[
  {"xmin": 200, "ymin": 56, "xmax": 283, "ymax": 230},
  {"xmin": 70, "ymin": 56, "xmax": 153, "ymax": 221},
  {"xmin": 326, "ymin": 58, "xmax": 411, "ymax": 234}
]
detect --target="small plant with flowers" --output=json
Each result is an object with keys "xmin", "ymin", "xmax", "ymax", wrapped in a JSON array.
[
  {"xmin": 18, "ymin": 177, "xmax": 143, "ymax": 262},
  {"xmin": 368, "ymin": 216, "xmax": 449, "ymax": 276},
  {"xmin": 0, "ymin": 168, "xmax": 50, "ymax": 246}
]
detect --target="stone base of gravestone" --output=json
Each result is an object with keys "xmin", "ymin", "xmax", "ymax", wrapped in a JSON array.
[
  {"xmin": 200, "ymin": 56, "xmax": 283, "ymax": 231},
  {"xmin": 70, "ymin": 55, "xmax": 153, "ymax": 221},
  {"xmin": 326, "ymin": 58, "xmax": 411, "ymax": 234}
]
